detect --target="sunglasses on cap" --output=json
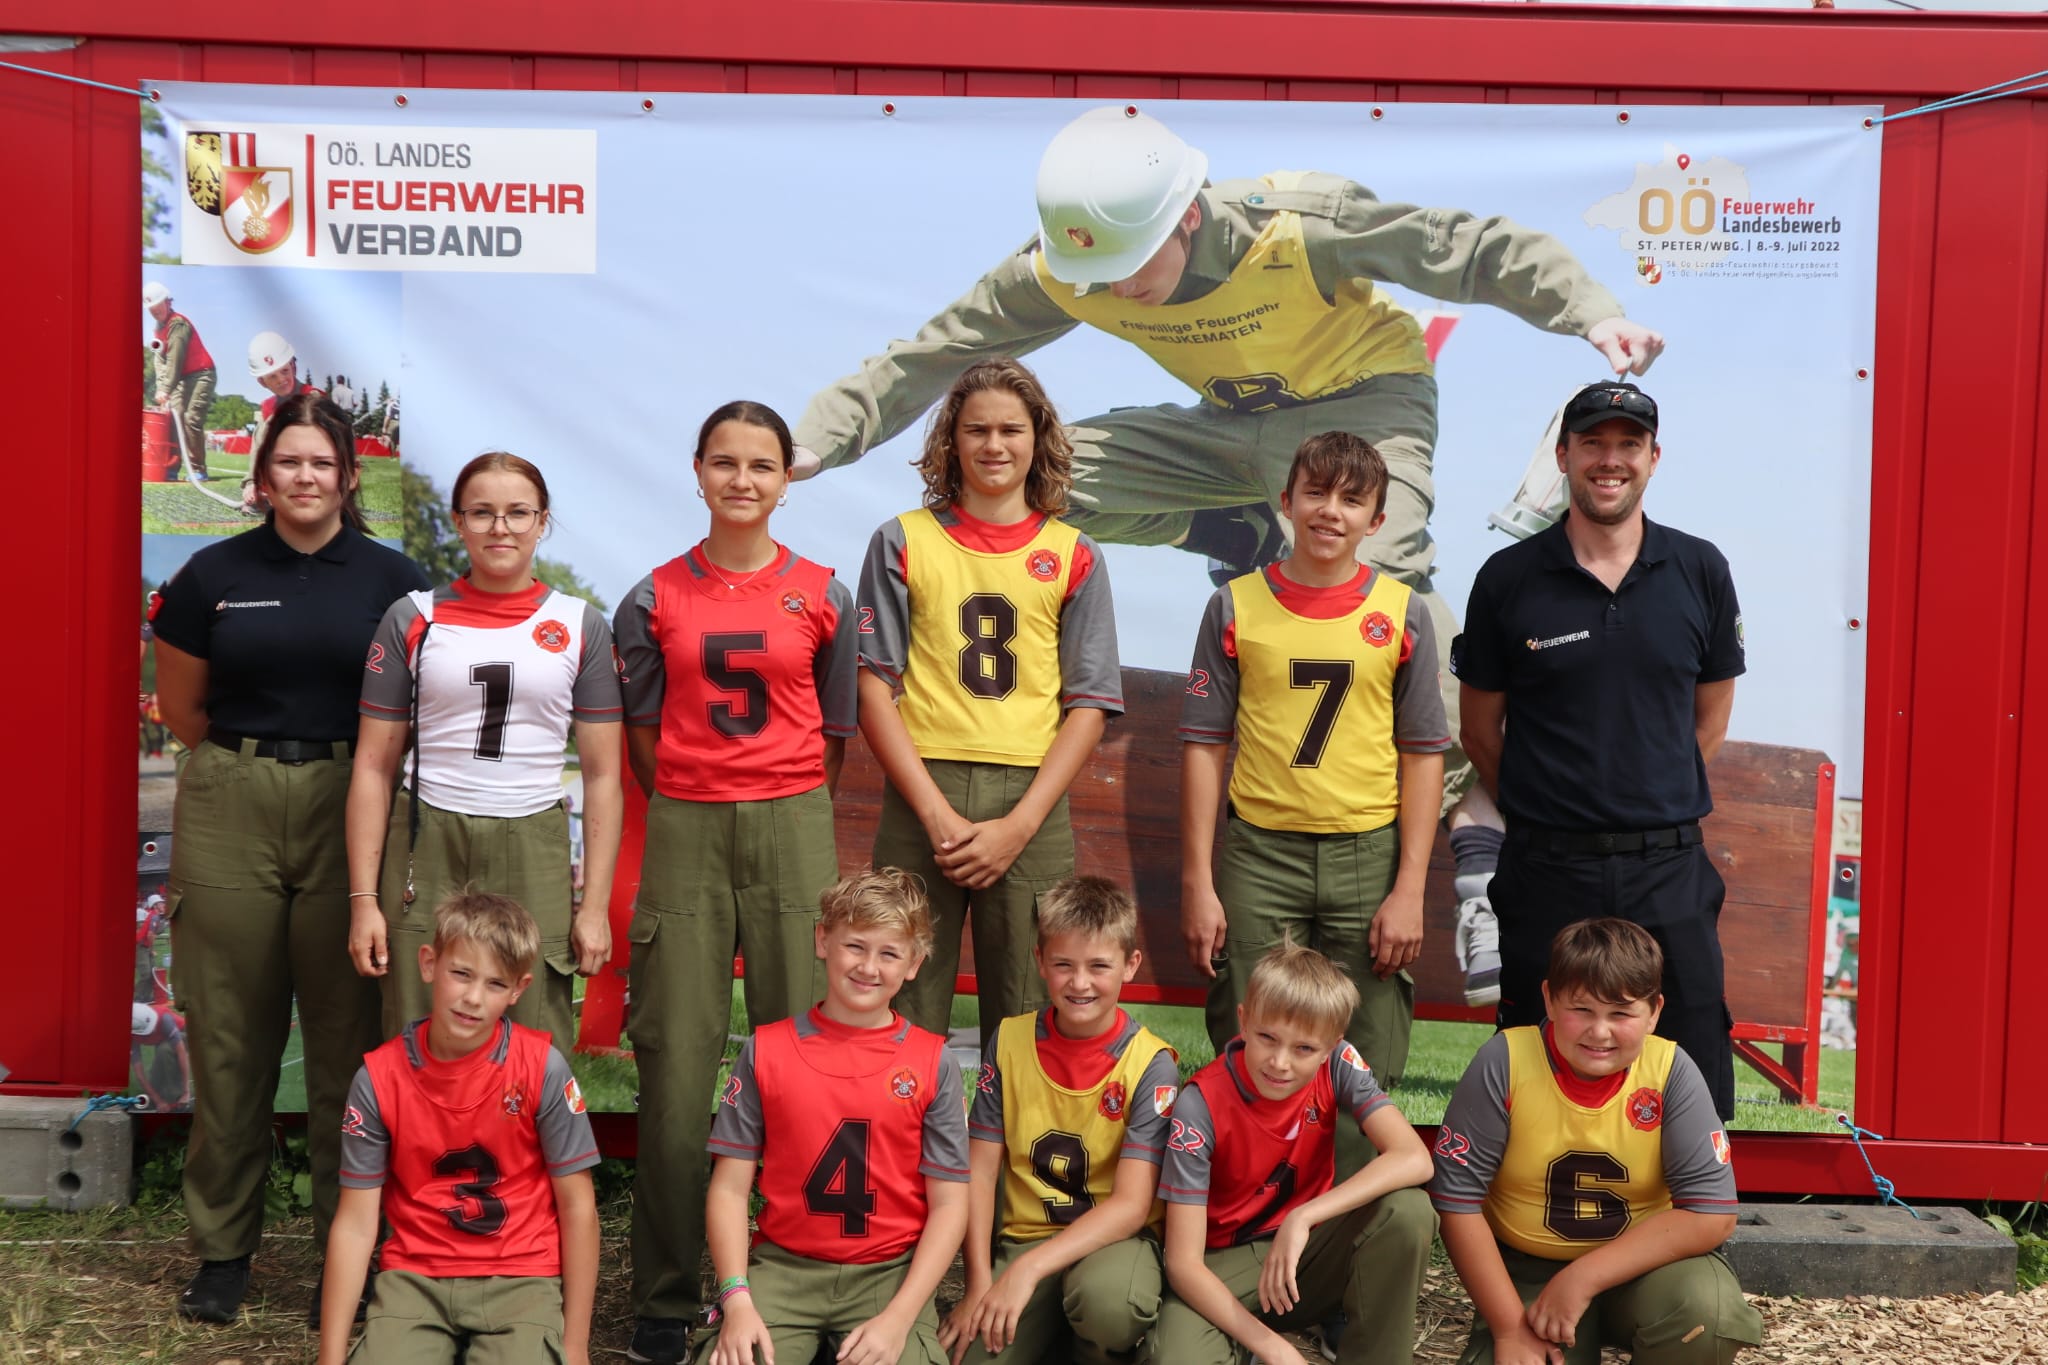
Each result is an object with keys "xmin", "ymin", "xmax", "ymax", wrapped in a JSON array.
[{"xmin": 1562, "ymin": 383, "xmax": 1658, "ymax": 435}]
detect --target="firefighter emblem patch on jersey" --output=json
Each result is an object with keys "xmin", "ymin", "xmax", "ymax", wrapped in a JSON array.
[
  {"xmin": 533, "ymin": 619, "xmax": 570, "ymax": 653},
  {"xmin": 889, "ymin": 1067, "xmax": 920, "ymax": 1102},
  {"xmin": 1099, "ymin": 1081, "xmax": 1126, "ymax": 1119},
  {"xmin": 1626, "ymin": 1086, "xmax": 1664, "ymax": 1131},
  {"xmin": 1303, "ymin": 1101, "xmax": 1323, "ymax": 1127},
  {"xmin": 1026, "ymin": 548, "xmax": 1062, "ymax": 582},
  {"xmin": 1154, "ymin": 1085, "xmax": 1178, "ymax": 1117},
  {"xmin": 1710, "ymin": 1130, "xmax": 1732, "ymax": 1166},
  {"xmin": 564, "ymin": 1078, "xmax": 587, "ymax": 1115},
  {"xmin": 780, "ymin": 590, "xmax": 808, "ymax": 614},
  {"xmin": 502, "ymin": 1084, "xmax": 525, "ymax": 1118},
  {"xmin": 1361, "ymin": 610, "xmax": 1395, "ymax": 647},
  {"xmin": 1337, "ymin": 1043, "xmax": 1370, "ymax": 1073}
]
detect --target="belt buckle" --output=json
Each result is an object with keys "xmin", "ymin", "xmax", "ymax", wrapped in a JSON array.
[{"xmin": 1596, "ymin": 833, "xmax": 1616, "ymax": 852}]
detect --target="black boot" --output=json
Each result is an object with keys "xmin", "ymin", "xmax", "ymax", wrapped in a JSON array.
[{"xmin": 177, "ymin": 1255, "xmax": 251, "ymax": 1323}]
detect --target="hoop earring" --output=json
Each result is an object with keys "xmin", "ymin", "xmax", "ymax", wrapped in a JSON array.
[
  {"xmin": 777, "ymin": 494, "xmax": 788, "ymax": 507},
  {"xmin": 694, "ymin": 486, "xmax": 704, "ymax": 499}
]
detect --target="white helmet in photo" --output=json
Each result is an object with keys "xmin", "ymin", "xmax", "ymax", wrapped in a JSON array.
[
  {"xmin": 131, "ymin": 1003, "xmax": 159, "ymax": 1037},
  {"xmin": 142, "ymin": 281, "xmax": 171, "ymax": 308},
  {"xmin": 1036, "ymin": 106, "xmax": 1208, "ymax": 286},
  {"xmin": 247, "ymin": 331, "xmax": 296, "ymax": 379}
]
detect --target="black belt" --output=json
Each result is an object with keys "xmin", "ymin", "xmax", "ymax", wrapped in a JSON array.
[
  {"xmin": 208, "ymin": 729, "xmax": 354, "ymax": 764},
  {"xmin": 1510, "ymin": 822, "xmax": 1702, "ymax": 856}
]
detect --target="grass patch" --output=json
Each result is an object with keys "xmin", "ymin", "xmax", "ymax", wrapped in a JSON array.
[{"xmin": 140, "ymin": 452, "xmax": 403, "ymax": 536}]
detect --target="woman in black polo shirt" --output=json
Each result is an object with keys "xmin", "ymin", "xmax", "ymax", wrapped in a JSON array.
[{"xmin": 150, "ymin": 392, "xmax": 428, "ymax": 1326}]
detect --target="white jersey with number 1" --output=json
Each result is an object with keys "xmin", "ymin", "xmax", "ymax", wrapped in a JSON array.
[{"xmin": 360, "ymin": 579, "xmax": 621, "ymax": 818}]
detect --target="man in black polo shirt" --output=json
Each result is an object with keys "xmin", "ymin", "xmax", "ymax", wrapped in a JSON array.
[{"xmin": 1450, "ymin": 381, "xmax": 1744, "ymax": 1118}]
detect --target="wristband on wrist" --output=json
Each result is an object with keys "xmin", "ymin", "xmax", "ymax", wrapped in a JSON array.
[{"xmin": 349, "ymin": 891, "xmax": 379, "ymax": 900}]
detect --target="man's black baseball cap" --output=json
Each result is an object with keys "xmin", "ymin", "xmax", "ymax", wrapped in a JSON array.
[{"xmin": 1561, "ymin": 382, "xmax": 1658, "ymax": 437}]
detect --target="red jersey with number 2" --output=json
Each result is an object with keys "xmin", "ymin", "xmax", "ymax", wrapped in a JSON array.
[
  {"xmin": 1178, "ymin": 1048, "xmax": 1343, "ymax": 1250},
  {"xmin": 650, "ymin": 548, "xmax": 842, "ymax": 801},
  {"xmin": 750, "ymin": 1011, "xmax": 951, "ymax": 1263}
]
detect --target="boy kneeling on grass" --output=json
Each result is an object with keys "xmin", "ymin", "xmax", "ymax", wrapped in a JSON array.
[
  {"xmin": 1429, "ymin": 918, "xmax": 1765, "ymax": 1365},
  {"xmin": 319, "ymin": 889, "xmax": 600, "ymax": 1365},
  {"xmin": 1152, "ymin": 939, "xmax": 1437, "ymax": 1365},
  {"xmin": 703, "ymin": 867, "xmax": 970, "ymax": 1365},
  {"xmin": 941, "ymin": 874, "xmax": 1182, "ymax": 1364}
]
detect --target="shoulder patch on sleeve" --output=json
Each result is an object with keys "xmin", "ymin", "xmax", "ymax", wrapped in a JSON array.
[{"xmin": 1154, "ymin": 1084, "xmax": 1178, "ymax": 1117}]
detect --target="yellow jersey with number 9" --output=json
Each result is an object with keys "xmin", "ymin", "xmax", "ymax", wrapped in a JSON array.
[
  {"xmin": 899, "ymin": 509, "xmax": 1079, "ymax": 765},
  {"xmin": 1035, "ymin": 172, "xmax": 1430, "ymax": 412},
  {"xmin": 1226, "ymin": 567, "xmax": 1411, "ymax": 833},
  {"xmin": 1486, "ymin": 1029, "xmax": 1678, "ymax": 1260},
  {"xmin": 993, "ymin": 1012, "xmax": 1175, "ymax": 1242}
]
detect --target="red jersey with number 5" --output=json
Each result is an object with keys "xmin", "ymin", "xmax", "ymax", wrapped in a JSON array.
[
  {"xmin": 708, "ymin": 1009, "xmax": 967, "ymax": 1263},
  {"xmin": 341, "ymin": 1019, "xmax": 600, "ymax": 1277},
  {"xmin": 620, "ymin": 547, "xmax": 856, "ymax": 802}
]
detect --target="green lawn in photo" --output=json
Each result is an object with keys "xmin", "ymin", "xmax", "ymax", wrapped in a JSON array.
[{"xmin": 141, "ymin": 450, "xmax": 404, "ymax": 536}]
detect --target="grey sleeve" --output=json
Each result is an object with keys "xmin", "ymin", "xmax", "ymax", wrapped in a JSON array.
[
  {"xmin": 919, "ymin": 1057, "xmax": 971, "ymax": 1183},
  {"xmin": 612, "ymin": 576, "xmax": 664, "ymax": 727},
  {"xmin": 855, "ymin": 520, "xmax": 911, "ymax": 686},
  {"xmin": 337, "ymin": 1066, "xmax": 390, "ymax": 1189},
  {"xmin": 1156, "ymin": 1080, "xmax": 1216, "ymax": 1205},
  {"xmin": 1176, "ymin": 588, "xmax": 1240, "ymax": 743},
  {"xmin": 966, "ymin": 1036, "xmax": 1004, "ymax": 1143},
  {"xmin": 570, "ymin": 602, "xmax": 624, "ymax": 723},
  {"xmin": 1393, "ymin": 591, "xmax": 1452, "ymax": 752},
  {"xmin": 358, "ymin": 597, "xmax": 421, "ymax": 722},
  {"xmin": 1450, "ymin": 564, "xmax": 1511, "ymax": 694},
  {"xmin": 816, "ymin": 575, "xmax": 861, "ymax": 738},
  {"xmin": 1331, "ymin": 1043, "xmax": 1395, "ymax": 1126},
  {"xmin": 536, "ymin": 1047, "xmax": 602, "ymax": 1177},
  {"xmin": 1660, "ymin": 1050, "xmax": 1740, "ymax": 1212},
  {"xmin": 1319, "ymin": 178, "xmax": 1625, "ymax": 338},
  {"xmin": 1058, "ymin": 532, "xmax": 1123, "ymax": 714},
  {"xmin": 1428, "ymin": 1033, "xmax": 1514, "ymax": 1214},
  {"xmin": 790, "ymin": 245, "xmax": 1082, "ymax": 470},
  {"xmin": 1119, "ymin": 1050, "xmax": 1182, "ymax": 1166},
  {"xmin": 707, "ymin": 1037, "xmax": 766, "ymax": 1160}
]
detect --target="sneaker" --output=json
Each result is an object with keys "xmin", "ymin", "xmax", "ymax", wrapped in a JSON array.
[
  {"xmin": 307, "ymin": 1266, "xmax": 373, "ymax": 1329},
  {"xmin": 177, "ymin": 1255, "xmax": 251, "ymax": 1323},
  {"xmin": 1306, "ymin": 1313, "xmax": 1346, "ymax": 1362},
  {"xmin": 1454, "ymin": 877, "xmax": 1502, "ymax": 1008},
  {"xmin": 628, "ymin": 1315, "xmax": 695, "ymax": 1364}
]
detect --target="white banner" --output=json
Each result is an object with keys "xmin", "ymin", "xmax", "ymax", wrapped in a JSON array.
[{"xmin": 145, "ymin": 83, "xmax": 1880, "ymax": 792}]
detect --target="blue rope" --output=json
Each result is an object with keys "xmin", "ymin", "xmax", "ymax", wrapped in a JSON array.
[
  {"xmin": 0, "ymin": 58, "xmax": 149, "ymax": 99},
  {"xmin": 1835, "ymin": 1113, "xmax": 1923, "ymax": 1218},
  {"xmin": 1875, "ymin": 68, "xmax": 2048, "ymax": 124},
  {"xmin": 68, "ymin": 1094, "xmax": 150, "ymax": 1133}
]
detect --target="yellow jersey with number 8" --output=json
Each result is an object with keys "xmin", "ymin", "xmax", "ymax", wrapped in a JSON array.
[{"xmin": 899, "ymin": 508, "xmax": 1080, "ymax": 765}]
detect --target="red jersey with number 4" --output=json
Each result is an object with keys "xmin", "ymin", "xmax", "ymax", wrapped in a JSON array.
[
  {"xmin": 344, "ymin": 1020, "xmax": 599, "ymax": 1277},
  {"xmin": 648, "ymin": 548, "xmax": 847, "ymax": 802},
  {"xmin": 736, "ymin": 1011, "xmax": 955, "ymax": 1264}
]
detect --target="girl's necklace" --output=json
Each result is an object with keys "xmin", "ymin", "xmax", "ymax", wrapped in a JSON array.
[{"xmin": 702, "ymin": 547, "xmax": 771, "ymax": 592}]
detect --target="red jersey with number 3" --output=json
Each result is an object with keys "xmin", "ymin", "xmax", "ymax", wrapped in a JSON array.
[
  {"xmin": 355, "ymin": 1021, "xmax": 577, "ymax": 1276},
  {"xmin": 648, "ymin": 549, "xmax": 845, "ymax": 801},
  {"xmin": 748, "ymin": 1012, "xmax": 951, "ymax": 1263}
]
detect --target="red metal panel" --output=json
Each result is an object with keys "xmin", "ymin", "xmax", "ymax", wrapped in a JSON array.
[
  {"xmin": 420, "ymin": 52, "xmax": 526, "ymax": 89},
  {"xmin": 2004, "ymin": 102, "xmax": 2048, "ymax": 1147},
  {"xmin": 1888, "ymin": 103, "xmax": 2042, "ymax": 1142}
]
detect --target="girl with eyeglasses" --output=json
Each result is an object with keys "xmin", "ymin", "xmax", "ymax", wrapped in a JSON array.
[
  {"xmin": 344, "ymin": 452, "xmax": 624, "ymax": 1050},
  {"xmin": 607, "ymin": 401, "xmax": 860, "ymax": 1364}
]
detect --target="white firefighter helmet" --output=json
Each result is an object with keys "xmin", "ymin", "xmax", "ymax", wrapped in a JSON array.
[
  {"xmin": 247, "ymin": 331, "xmax": 296, "ymax": 379},
  {"xmin": 142, "ymin": 281, "xmax": 171, "ymax": 308},
  {"xmin": 1036, "ymin": 106, "xmax": 1208, "ymax": 286}
]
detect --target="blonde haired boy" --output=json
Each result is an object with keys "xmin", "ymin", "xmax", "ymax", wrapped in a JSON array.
[
  {"xmin": 320, "ymin": 891, "xmax": 599, "ymax": 1365},
  {"xmin": 942, "ymin": 875, "xmax": 1181, "ymax": 1363},
  {"xmin": 1151, "ymin": 941, "xmax": 1435, "ymax": 1365},
  {"xmin": 703, "ymin": 868, "xmax": 968, "ymax": 1365}
]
